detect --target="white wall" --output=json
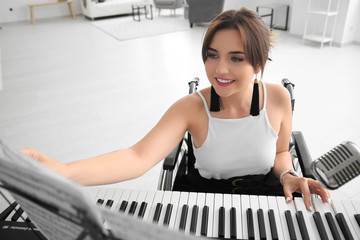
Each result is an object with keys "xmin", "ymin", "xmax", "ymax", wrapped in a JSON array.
[
  {"xmin": 225, "ymin": 0, "xmax": 360, "ymax": 46},
  {"xmin": 0, "ymin": 0, "xmax": 82, "ymax": 23},
  {"xmin": 340, "ymin": 0, "xmax": 360, "ymax": 44}
]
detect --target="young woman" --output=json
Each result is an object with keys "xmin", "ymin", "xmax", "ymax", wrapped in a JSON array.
[{"xmin": 23, "ymin": 7, "xmax": 329, "ymax": 211}]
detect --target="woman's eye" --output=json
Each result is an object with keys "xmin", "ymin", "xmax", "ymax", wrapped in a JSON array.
[
  {"xmin": 207, "ymin": 52, "xmax": 218, "ymax": 59},
  {"xmin": 231, "ymin": 57, "xmax": 243, "ymax": 62}
]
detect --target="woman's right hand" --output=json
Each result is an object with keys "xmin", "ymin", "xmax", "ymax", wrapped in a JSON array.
[{"xmin": 21, "ymin": 148, "xmax": 69, "ymax": 178}]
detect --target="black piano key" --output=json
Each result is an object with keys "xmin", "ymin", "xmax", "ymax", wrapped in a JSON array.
[
  {"xmin": 296, "ymin": 211, "xmax": 310, "ymax": 240},
  {"xmin": 137, "ymin": 202, "xmax": 147, "ymax": 219},
  {"xmin": 152, "ymin": 203, "xmax": 163, "ymax": 223},
  {"xmin": 190, "ymin": 205, "xmax": 198, "ymax": 234},
  {"xmin": 105, "ymin": 199, "xmax": 114, "ymax": 208},
  {"xmin": 257, "ymin": 209, "xmax": 267, "ymax": 240},
  {"xmin": 230, "ymin": 207, "xmax": 237, "ymax": 239},
  {"xmin": 0, "ymin": 202, "xmax": 17, "ymax": 221},
  {"xmin": 313, "ymin": 211, "xmax": 329, "ymax": 240},
  {"xmin": 268, "ymin": 209, "xmax": 279, "ymax": 240},
  {"xmin": 96, "ymin": 199, "xmax": 104, "ymax": 205},
  {"xmin": 247, "ymin": 208, "xmax": 255, "ymax": 240},
  {"xmin": 355, "ymin": 214, "xmax": 360, "ymax": 228},
  {"xmin": 285, "ymin": 210, "xmax": 297, "ymax": 240},
  {"xmin": 218, "ymin": 206, "xmax": 225, "ymax": 238},
  {"xmin": 11, "ymin": 207, "xmax": 24, "ymax": 221},
  {"xmin": 128, "ymin": 201, "xmax": 138, "ymax": 215},
  {"xmin": 163, "ymin": 203, "xmax": 173, "ymax": 226},
  {"xmin": 179, "ymin": 204, "xmax": 189, "ymax": 231},
  {"xmin": 335, "ymin": 213, "xmax": 354, "ymax": 240},
  {"xmin": 201, "ymin": 205, "xmax": 209, "ymax": 236},
  {"xmin": 325, "ymin": 212, "xmax": 342, "ymax": 240},
  {"xmin": 119, "ymin": 200, "xmax": 128, "ymax": 212}
]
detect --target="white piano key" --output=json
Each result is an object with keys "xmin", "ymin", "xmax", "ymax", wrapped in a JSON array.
[
  {"xmin": 212, "ymin": 193, "xmax": 223, "ymax": 238},
  {"xmin": 195, "ymin": 192, "xmax": 205, "ymax": 237},
  {"xmin": 275, "ymin": 196, "xmax": 291, "ymax": 240},
  {"xmin": 322, "ymin": 199, "xmax": 345, "ymax": 240},
  {"xmin": 174, "ymin": 191, "xmax": 189, "ymax": 231},
  {"xmin": 250, "ymin": 195, "xmax": 260, "ymax": 240},
  {"xmin": 158, "ymin": 191, "xmax": 172, "ymax": 226},
  {"xmin": 294, "ymin": 197, "xmax": 320, "ymax": 240},
  {"xmin": 267, "ymin": 196, "xmax": 285, "ymax": 240},
  {"xmin": 231, "ymin": 194, "xmax": 242, "ymax": 240},
  {"xmin": 332, "ymin": 199, "xmax": 357, "ymax": 240},
  {"xmin": 223, "ymin": 194, "xmax": 232, "ymax": 239},
  {"xmin": 241, "ymin": 195, "xmax": 250, "ymax": 239},
  {"xmin": 95, "ymin": 187, "xmax": 108, "ymax": 203},
  {"xmin": 341, "ymin": 199, "xmax": 360, "ymax": 239},
  {"xmin": 124, "ymin": 190, "xmax": 139, "ymax": 215},
  {"xmin": 148, "ymin": 191, "xmax": 164, "ymax": 223},
  {"xmin": 142, "ymin": 190, "xmax": 156, "ymax": 221},
  {"xmin": 110, "ymin": 189, "xmax": 124, "ymax": 212},
  {"xmin": 185, "ymin": 192, "xmax": 197, "ymax": 234},
  {"xmin": 284, "ymin": 196, "xmax": 302, "ymax": 239},
  {"xmin": 103, "ymin": 188, "xmax": 116, "ymax": 208},
  {"xmin": 258, "ymin": 196, "xmax": 272, "ymax": 240},
  {"xmin": 351, "ymin": 200, "xmax": 360, "ymax": 214},
  {"xmin": 168, "ymin": 191, "xmax": 181, "ymax": 230},
  {"xmin": 205, "ymin": 193, "xmax": 215, "ymax": 238},
  {"xmin": 133, "ymin": 190, "xmax": 147, "ymax": 217},
  {"xmin": 312, "ymin": 197, "xmax": 335, "ymax": 240}
]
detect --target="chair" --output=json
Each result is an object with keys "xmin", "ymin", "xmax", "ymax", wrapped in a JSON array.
[
  {"xmin": 186, "ymin": 0, "xmax": 224, "ymax": 28},
  {"xmin": 153, "ymin": 0, "xmax": 184, "ymax": 16},
  {"xmin": 158, "ymin": 78, "xmax": 315, "ymax": 192}
]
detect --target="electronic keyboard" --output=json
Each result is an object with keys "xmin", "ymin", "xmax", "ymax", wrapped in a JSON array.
[
  {"xmin": 2, "ymin": 187, "xmax": 360, "ymax": 240},
  {"xmin": 90, "ymin": 188, "xmax": 360, "ymax": 240}
]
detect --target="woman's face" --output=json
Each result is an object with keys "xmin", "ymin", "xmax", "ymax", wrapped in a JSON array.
[{"xmin": 204, "ymin": 29, "xmax": 257, "ymax": 98}]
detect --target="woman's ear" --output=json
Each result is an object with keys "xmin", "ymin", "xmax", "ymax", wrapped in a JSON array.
[{"xmin": 254, "ymin": 65, "xmax": 261, "ymax": 75}]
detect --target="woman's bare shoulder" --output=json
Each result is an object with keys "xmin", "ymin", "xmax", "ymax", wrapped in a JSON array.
[
  {"xmin": 265, "ymin": 82, "xmax": 291, "ymax": 105},
  {"xmin": 172, "ymin": 87, "xmax": 210, "ymax": 112}
]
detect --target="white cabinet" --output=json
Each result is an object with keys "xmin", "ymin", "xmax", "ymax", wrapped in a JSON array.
[{"xmin": 303, "ymin": 0, "xmax": 340, "ymax": 47}]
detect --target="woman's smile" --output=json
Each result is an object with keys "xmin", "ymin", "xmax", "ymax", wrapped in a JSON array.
[{"xmin": 215, "ymin": 77, "xmax": 235, "ymax": 87}]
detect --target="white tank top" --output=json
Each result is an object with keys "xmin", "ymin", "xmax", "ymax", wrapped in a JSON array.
[{"xmin": 193, "ymin": 82, "xmax": 278, "ymax": 179}]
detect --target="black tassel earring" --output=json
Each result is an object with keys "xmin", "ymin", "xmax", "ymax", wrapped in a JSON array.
[
  {"xmin": 250, "ymin": 77, "xmax": 259, "ymax": 116},
  {"xmin": 210, "ymin": 86, "xmax": 220, "ymax": 112}
]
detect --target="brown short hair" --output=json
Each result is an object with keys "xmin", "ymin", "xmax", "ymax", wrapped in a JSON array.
[{"xmin": 202, "ymin": 7, "xmax": 274, "ymax": 76}]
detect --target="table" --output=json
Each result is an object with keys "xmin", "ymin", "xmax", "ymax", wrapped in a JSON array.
[
  {"xmin": 132, "ymin": 4, "xmax": 153, "ymax": 22},
  {"xmin": 256, "ymin": 4, "xmax": 289, "ymax": 31},
  {"xmin": 29, "ymin": 0, "xmax": 76, "ymax": 24}
]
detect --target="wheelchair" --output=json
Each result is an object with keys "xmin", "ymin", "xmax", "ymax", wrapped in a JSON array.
[{"xmin": 158, "ymin": 77, "xmax": 315, "ymax": 192}]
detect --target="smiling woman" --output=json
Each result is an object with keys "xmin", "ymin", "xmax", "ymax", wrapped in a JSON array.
[{"xmin": 22, "ymin": 7, "xmax": 330, "ymax": 212}]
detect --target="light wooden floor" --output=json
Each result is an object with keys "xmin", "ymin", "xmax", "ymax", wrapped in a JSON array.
[{"xmin": 0, "ymin": 15, "xmax": 360, "ymax": 200}]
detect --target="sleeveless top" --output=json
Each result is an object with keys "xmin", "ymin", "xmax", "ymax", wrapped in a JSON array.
[{"xmin": 193, "ymin": 81, "xmax": 278, "ymax": 179}]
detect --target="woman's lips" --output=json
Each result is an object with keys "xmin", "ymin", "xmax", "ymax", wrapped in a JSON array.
[{"xmin": 215, "ymin": 77, "xmax": 235, "ymax": 87}]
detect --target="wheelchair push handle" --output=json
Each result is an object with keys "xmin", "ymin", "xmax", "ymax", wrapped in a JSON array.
[
  {"xmin": 188, "ymin": 77, "xmax": 200, "ymax": 94},
  {"xmin": 282, "ymin": 78, "xmax": 295, "ymax": 112}
]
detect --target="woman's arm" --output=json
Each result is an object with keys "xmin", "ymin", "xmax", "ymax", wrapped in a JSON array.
[
  {"xmin": 271, "ymin": 85, "xmax": 330, "ymax": 211},
  {"xmin": 23, "ymin": 95, "xmax": 196, "ymax": 186}
]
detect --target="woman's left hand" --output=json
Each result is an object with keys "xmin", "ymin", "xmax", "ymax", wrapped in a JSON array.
[{"xmin": 282, "ymin": 174, "xmax": 330, "ymax": 211}]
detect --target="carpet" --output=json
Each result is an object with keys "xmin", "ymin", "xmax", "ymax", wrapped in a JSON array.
[{"xmin": 92, "ymin": 15, "xmax": 190, "ymax": 41}]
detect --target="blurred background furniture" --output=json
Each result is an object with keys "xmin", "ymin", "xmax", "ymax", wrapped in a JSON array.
[
  {"xmin": 80, "ymin": 0, "xmax": 150, "ymax": 20},
  {"xmin": 256, "ymin": 4, "xmax": 290, "ymax": 31},
  {"xmin": 186, "ymin": 0, "xmax": 224, "ymax": 28},
  {"xmin": 29, "ymin": 0, "xmax": 76, "ymax": 24},
  {"xmin": 153, "ymin": 0, "xmax": 183, "ymax": 16}
]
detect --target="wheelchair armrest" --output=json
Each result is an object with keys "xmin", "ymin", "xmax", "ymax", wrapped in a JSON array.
[
  {"xmin": 158, "ymin": 140, "xmax": 186, "ymax": 190},
  {"xmin": 292, "ymin": 131, "xmax": 315, "ymax": 179},
  {"xmin": 163, "ymin": 144, "xmax": 181, "ymax": 171}
]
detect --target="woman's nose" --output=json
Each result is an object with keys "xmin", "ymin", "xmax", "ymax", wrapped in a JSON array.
[{"xmin": 215, "ymin": 59, "xmax": 229, "ymax": 75}]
